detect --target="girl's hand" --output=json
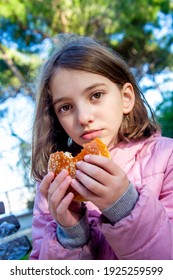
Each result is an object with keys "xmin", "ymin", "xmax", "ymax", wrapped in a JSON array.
[
  {"xmin": 71, "ymin": 155, "xmax": 129, "ymax": 210},
  {"xmin": 40, "ymin": 170, "xmax": 83, "ymax": 227}
]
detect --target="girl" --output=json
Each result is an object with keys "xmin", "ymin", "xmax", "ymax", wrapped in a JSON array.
[{"xmin": 30, "ymin": 34, "xmax": 173, "ymax": 260}]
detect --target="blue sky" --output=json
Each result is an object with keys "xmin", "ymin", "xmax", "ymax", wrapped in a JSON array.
[{"xmin": 0, "ymin": 94, "xmax": 34, "ymax": 192}]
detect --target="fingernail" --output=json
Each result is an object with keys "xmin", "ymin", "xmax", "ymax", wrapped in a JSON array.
[
  {"xmin": 66, "ymin": 175, "xmax": 71, "ymax": 182},
  {"xmin": 84, "ymin": 155, "xmax": 90, "ymax": 161},
  {"xmin": 60, "ymin": 169, "xmax": 68, "ymax": 176},
  {"xmin": 48, "ymin": 172, "xmax": 55, "ymax": 179},
  {"xmin": 75, "ymin": 169, "xmax": 81, "ymax": 177},
  {"xmin": 76, "ymin": 161, "xmax": 82, "ymax": 167}
]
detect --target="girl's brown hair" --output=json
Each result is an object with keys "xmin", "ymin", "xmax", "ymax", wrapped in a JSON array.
[{"xmin": 31, "ymin": 34, "xmax": 159, "ymax": 181}]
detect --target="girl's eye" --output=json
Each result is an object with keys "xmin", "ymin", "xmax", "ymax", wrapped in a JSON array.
[
  {"xmin": 59, "ymin": 104, "xmax": 71, "ymax": 112},
  {"xmin": 91, "ymin": 92, "xmax": 103, "ymax": 100}
]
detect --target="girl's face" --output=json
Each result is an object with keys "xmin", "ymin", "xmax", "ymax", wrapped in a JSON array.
[{"xmin": 50, "ymin": 69, "xmax": 135, "ymax": 148}]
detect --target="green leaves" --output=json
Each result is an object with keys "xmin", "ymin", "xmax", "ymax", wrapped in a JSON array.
[{"xmin": 0, "ymin": 0, "xmax": 173, "ymax": 135}]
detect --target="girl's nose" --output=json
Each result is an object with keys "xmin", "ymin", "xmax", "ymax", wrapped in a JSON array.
[{"xmin": 77, "ymin": 106, "xmax": 94, "ymax": 125}]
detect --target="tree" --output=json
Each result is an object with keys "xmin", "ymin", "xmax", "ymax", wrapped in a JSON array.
[
  {"xmin": 156, "ymin": 90, "xmax": 173, "ymax": 138},
  {"xmin": 0, "ymin": 0, "xmax": 172, "ymax": 96}
]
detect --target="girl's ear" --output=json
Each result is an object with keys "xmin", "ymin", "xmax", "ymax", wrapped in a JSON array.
[{"xmin": 122, "ymin": 83, "xmax": 135, "ymax": 114}]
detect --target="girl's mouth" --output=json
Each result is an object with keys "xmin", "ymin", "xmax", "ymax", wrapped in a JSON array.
[{"xmin": 81, "ymin": 129, "xmax": 103, "ymax": 140}]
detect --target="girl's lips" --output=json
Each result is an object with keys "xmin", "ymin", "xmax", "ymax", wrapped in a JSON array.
[{"xmin": 81, "ymin": 130, "xmax": 103, "ymax": 140}]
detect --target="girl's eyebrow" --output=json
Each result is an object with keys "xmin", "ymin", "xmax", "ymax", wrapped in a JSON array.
[
  {"xmin": 52, "ymin": 82, "xmax": 106, "ymax": 106},
  {"xmin": 52, "ymin": 96, "xmax": 69, "ymax": 106},
  {"xmin": 83, "ymin": 82, "xmax": 106, "ymax": 92}
]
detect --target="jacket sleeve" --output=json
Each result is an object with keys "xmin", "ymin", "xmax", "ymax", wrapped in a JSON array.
[
  {"xmin": 29, "ymin": 183, "xmax": 101, "ymax": 260},
  {"xmin": 100, "ymin": 151, "xmax": 173, "ymax": 260}
]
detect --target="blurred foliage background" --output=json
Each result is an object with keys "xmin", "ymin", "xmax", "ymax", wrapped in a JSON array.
[{"xmin": 0, "ymin": 0, "xmax": 173, "ymax": 202}]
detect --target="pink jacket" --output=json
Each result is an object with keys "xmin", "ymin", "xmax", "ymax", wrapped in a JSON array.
[{"xmin": 30, "ymin": 134, "xmax": 173, "ymax": 260}]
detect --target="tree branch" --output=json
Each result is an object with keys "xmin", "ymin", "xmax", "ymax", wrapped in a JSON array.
[{"xmin": 0, "ymin": 45, "xmax": 25, "ymax": 85}]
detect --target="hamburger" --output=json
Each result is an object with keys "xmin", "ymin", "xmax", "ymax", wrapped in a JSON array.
[{"xmin": 48, "ymin": 138, "xmax": 111, "ymax": 201}]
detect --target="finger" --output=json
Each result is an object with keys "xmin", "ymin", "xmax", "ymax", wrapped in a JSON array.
[
  {"xmin": 48, "ymin": 174, "xmax": 72, "ymax": 207},
  {"xmin": 71, "ymin": 177, "xmax": 97, "ymax": 201},
  {"xmin": 56, "ymin": 192, "xmax": 74, "ymax": 216},
  {"xmin": 72, "ymin": 169, "xmax": 104, "ymax": 198},
  {"xmin": 83, "ymin": 154, "xmax": 118, "ymax": 175},
  {"xmin": 48, "ymin": 169, "xmax": 69, "ymax": 196},
  {"xmin": 76, "ymin": 160, "xmax": 110, "ymax": 186},
  {"xmin": 40, "ymin": 172, "xmax": 55, "ymax": 197}
]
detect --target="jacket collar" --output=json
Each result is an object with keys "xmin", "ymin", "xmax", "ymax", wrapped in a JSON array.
[{"xmin": 109, "ymin": 133, "xmax": 160, "ymax": 169}]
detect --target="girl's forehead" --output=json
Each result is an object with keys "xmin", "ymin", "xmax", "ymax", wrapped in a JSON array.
[
  {"xmin": 50, "ymin": 68, "xmax": 115, "ymax": 93},
  {"xmin": 52, "ymin": 68, "xmax": 110, "ymax": 84}
]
